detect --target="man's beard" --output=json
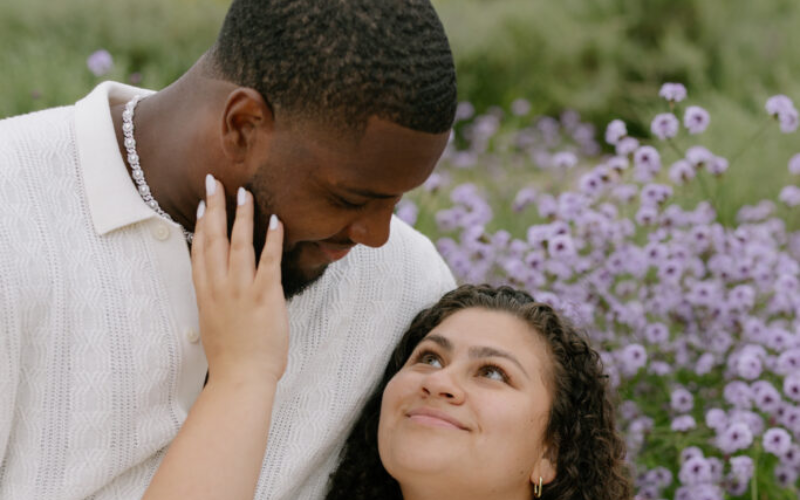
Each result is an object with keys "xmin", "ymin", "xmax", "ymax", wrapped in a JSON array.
[{"xmin": 249, "ymin": 188, "xmax": 328, "ymax": 300}]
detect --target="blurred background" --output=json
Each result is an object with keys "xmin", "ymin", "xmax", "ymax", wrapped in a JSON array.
[{"xmin": 1, "ymin": 0, "xmax": 798, "ymax": 212}]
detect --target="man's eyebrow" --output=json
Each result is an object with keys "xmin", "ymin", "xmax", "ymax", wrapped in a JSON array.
[
  {"xmin": 469, "ymin": 346, "xmax": 530, "ymax": 380},
  {"xmin": 341, "ymin": 186, "xmax": 398, "ymax": 200}
]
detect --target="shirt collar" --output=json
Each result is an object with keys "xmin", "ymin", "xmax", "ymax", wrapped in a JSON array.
[{"xmin": 75, "ymin": 81, "xmax": 160, "ymax": 236}]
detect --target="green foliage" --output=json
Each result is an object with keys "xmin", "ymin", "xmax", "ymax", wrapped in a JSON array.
[
  {"xmin": 1, "ymin": 0, "xmax": 797, "ymax": 223},
  {"xmin": 0, "ymin": 0, "xmax": 226, "ymax": 118}
]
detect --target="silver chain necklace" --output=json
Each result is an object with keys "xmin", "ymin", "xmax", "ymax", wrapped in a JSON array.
[{"xmin": 122, "ymin": 95, "xmax": 193, "ymax": 243}]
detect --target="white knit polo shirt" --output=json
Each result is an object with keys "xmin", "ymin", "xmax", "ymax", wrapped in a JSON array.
[{"xmin": 0, "ymin": 82, "xmax": 455, "ymax": 500}]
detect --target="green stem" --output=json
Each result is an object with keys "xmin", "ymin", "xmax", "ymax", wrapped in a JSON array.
[
  {"xmin": 729, "ymin": 117, "xmax": 773, "ymax": 168},
  {"xmin": 751, "ymin": 441, "xmax": 761, "ymax": 500},
  {"xmin": 665, "ymin": 137, "xmax": 684, "ymax": 160}
]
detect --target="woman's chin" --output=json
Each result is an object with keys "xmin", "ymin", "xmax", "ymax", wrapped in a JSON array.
[{"xmin": 381, "ymin": 439, "xmax": 464, "ymax": 482}]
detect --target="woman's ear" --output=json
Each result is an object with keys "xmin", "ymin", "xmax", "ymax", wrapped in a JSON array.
[
  {"xmin": 220, "ymin": 88, "xmax": 274, "ymax": 164},
  {"xmin": 530, "ymin": 453, "xmax": 557, "ymax": 486}
]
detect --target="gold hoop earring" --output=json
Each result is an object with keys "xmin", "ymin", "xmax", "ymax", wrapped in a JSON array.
[{"xmin": 533, "ymin": 477, "xmax": 543, "ymax": 498}]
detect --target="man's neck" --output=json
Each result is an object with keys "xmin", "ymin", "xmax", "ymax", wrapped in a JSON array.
[{"xmin": 110, "ymin": 75, "xmax": 211, "ymax": 235}]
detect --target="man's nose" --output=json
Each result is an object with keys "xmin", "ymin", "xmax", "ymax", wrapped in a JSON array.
[{"xmin": 346, "ymin": 199, "xmax": 396, "ymax": 248}]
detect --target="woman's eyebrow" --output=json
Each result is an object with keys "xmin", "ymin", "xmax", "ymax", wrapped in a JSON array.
[{"xmin": 420, "ymin": 334, "xmax": 452, "ymax": 351}]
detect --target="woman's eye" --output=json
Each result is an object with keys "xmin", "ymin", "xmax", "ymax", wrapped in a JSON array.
[
  {"xmin": 479, "ymin": 365, "xmax": 509, "ymax": 383},
  {"xmin": 418, "ymin": 352, "xmax": 442, "ymax": 368}
]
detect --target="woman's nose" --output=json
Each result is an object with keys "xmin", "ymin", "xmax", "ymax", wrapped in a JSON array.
[{"xmin": 421, "ymin": 368, "xmax": 465, "ymax": 403}]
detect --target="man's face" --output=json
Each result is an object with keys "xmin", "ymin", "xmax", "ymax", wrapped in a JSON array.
[{"xmin": 245, "ymin": 117, "xmax": 450, "ymax": 298}]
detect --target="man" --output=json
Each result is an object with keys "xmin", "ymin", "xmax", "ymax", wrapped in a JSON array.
[{"xmin": 0, "ymin": 1, "xmax": 456, "ymax": 498}]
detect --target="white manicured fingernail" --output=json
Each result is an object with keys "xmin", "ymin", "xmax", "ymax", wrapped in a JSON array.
[
  {"xmin": 237, "ymin": 187, "xmax": 246, "ymax": 206},
  {"xmin": 197, "ymin": 200, "xmax": 206, "ymax": 219},
  {"xmin": 205, "ymin": 174, "xmax": 216, "ymax": 196},
  {"xmin": 269, "ymin": 214, "xmax": 279, "ymax": 231}
]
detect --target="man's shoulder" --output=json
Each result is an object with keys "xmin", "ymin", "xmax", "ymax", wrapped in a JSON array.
[
  {"xmin": 0, "ymin": 105, "xmax": 75, "ymax": 151},
  {"xmin": 345, "ymin": 216, "xmax": 455, "ymax": 292}
]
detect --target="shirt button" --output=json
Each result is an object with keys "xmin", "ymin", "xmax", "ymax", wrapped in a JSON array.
[
  {"xmin": 185, "ymin": 328, "xmax": 200, "ymax": 344},
  {"xmin": 153, "ymin": 223, "xmax": 171, "ymax": 241}
]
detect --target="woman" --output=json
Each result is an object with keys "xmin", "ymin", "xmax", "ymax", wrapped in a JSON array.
[{"xmin": 142, "ymin": 179, "xmax": 631, "ymax": 500}]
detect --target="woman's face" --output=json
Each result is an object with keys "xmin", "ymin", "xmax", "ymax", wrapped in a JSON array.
[{"xmin": 378, "ymin": 308, "xmax": 557, "ymax": 500}]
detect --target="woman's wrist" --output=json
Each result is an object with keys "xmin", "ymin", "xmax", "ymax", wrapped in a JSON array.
[{"xmin": 206, "ymin": 365, "xmax": 283, "ymax": 393}]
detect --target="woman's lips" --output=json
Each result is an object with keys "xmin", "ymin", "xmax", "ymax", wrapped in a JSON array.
[{"xmin": 407, "ymin": 408, "xmax": 469, "ymax": 431}]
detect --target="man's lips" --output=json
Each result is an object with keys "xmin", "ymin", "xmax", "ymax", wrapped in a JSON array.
[
  {"xmin": 315, "ymin": 242, "xmax": 353, "ymax": 262},
  {"xmin": 407, "ymin": 407, "xmax": 469, "ymax": 431}
]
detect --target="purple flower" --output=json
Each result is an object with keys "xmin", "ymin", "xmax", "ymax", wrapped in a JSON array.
[
  {"xmin": 789, "ymin": 153, "xmax": 800, "ymax": 175},
  {"xmin": 619, "ymin": 344, "xmax": 647, "ymax": 376},
  {"xmin": 716, "ymin": 422, "xmax": 753, "ymax": 454},
  {"xmin": 783, "ymin": 372, "xmax": 800, "ymax": 402},
  {"xmin": 671, "ymin": 415, "xmax": 697, "ymax": 432},
  {"xmin": 778, "ymin": 185, "xmax": 800, "ymax": 207},
  {"xmin": 633, "ymin": 146, "xmax": 661, "ymax": 172},
  {"xmin": 765, "ymin": 95, "xmax": 799, "ymax": 133},
  {"xmin": 684, "ymin": 106, "xmax": 710, "ymax": 134},
  {"xmin": 512, "ymin": 187, "xmax": 538, "ymax": 212},
  {"xmin": 635, "ymin": 206, "xmax": 658, "ymax": 226},
  {"xmin": 87, "ymin": 49, "xmax": 114, "ymax": 77},
  {"xmin": 616, "ymin": 136, "xmax": 639, "ymax": 156},
  {"xmin": 395, "ymin": 199, "xmax": 418, "ymax": 226},
  {"xmin": 774, "ymin": 464, "xmax": 798, "ymax": 488},
  {"xmin": 695, "ymin": 353, "xmax": 715, "ymax": 375},
  {"xmin": 678, "ymin": 456, "xmax": 711, "ymax": 485},
  {"xmin": 752, "ymin": 380, "xmax": 782, "ymax": 414},
  {"xmin": 705, "ymin": 408, "xmax": 727, "ymax": 431},
  {"xmin": 669, "ymin": 160, "xmax": 695, "ymax": 184},
  {"xmin": 650, "ymin": 113, "xmax": 679, "ymax": 140},
  {"xmin": 455, "ymin": 101, "xmax": 475, "ymax": 121},
  {"xmin": 606, "ymin": 155, "xmax": 630, "ymax": 174},
  {"xmin": 729, "ymin": 456, "xmax": 754, "ymax": 480},
  {"xmin": 552, "ymin": 151, "xmax": 578, "ymax": 169},
  {"xmin": 671, "ymin": 388, "xmax": 695, "ymax": 413},
  {"xmin": 423, "ymin": 172, "xmax": 447, "ymax": 193},
  {"xmin": 724, "ymin": 381, "xmax": 753, "ymax": 409},
  {"xmin": 686, "ymin": 146, "xmax": 714, "ymax": 168},
  {"xmin": 644, "ymin": 322, "xmax": 670, "ymax": 345},
  {"xmin": 708, "ymin": 156, "xmax": 729, "ymax": 175},
  {"xmin": 659, "ymin": 83, "xmax": 688, "ymax": 103},
  {"xmin": 548, "ymin": 234, "xmax": 577, "ymax": 260},
  {"xmin": 762, "ymin": 427, "xmax": 792, "ymax": 456},
  {"xmin": 765, "ymin": 95, "xmax": 794, "ymax": 115},
  {"xmin": 510, "ymin": 98, "xmax": 531, "ymax": 116},
  {"xmin": 779, "ymin": 108, "xmax": 798, "ymax": 133},
  {"xmin": 578, "ymin": 172, "xmax": 603, "ymax": 196},
  {"xmin": 605, "ymin": 119, "xmax": 627, "ymax": 145},
  {"xmin": 735, "ymin": 351, "xmax": 763, "ymax": 380}
]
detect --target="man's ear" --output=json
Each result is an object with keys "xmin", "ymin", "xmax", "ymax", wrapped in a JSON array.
[{"xmin": 220, "ymin": 88, "xmax": 274, "ymax": 163}]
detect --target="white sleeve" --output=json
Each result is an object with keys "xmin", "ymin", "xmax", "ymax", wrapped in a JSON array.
[{"xmin": 0, "ymin": 259, "xmax": 21, "ymax": 463}]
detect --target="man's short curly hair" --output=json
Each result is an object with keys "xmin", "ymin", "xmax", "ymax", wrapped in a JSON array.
[
  {"xmin": 208, "ymin": 0, "xmax": 457, "ymax": 135},
  {"xmin": 325, "ymin": 284, "xmax": 632, "ymax": 500}
]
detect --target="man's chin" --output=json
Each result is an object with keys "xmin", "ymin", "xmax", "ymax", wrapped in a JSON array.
[
  {"xmin": 280, "ymin": 252, "xmax": 329, "ymax": 299},
  {"xmin": 281, "ymin": 265, "xmax": 327, "ymax": 299}
]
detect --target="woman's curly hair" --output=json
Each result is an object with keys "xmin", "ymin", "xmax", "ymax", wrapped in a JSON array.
[{"xmin": 325, "ymin": 284, "xmax": 632, "ymax": 500}]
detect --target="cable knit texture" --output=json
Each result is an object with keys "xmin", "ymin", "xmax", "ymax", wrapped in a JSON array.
[{"xmin": 0, "ymin": 82, "xmax": 455, "ymax": 500}]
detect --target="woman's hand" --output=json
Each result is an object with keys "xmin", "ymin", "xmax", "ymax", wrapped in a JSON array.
[{"xmin": 192, "ymin": 174, "xmax": 288, "ymax": 385}]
